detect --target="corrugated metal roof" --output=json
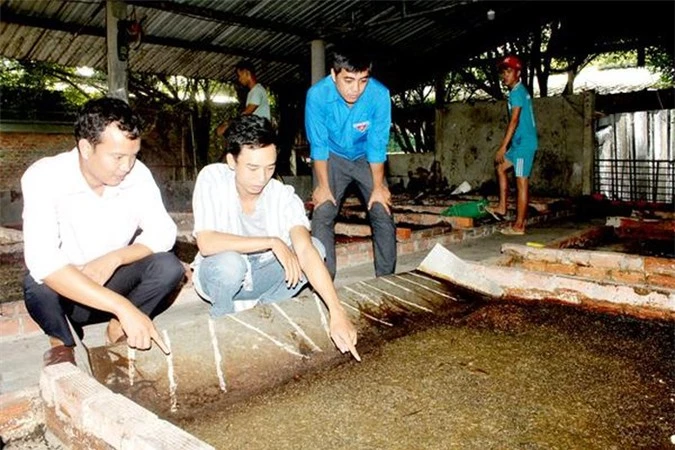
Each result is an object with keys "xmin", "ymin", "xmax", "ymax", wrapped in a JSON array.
[{"xmin": 0, "ymin": 0, "xmax": 672, "ymax": 93}]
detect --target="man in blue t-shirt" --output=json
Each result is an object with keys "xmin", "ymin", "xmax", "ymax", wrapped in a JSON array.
[
  {"xmin": 488, "ymin": 55, "xmax": 539, "ymax": 235},
  {"xmin": 305, "ymin": 48, "xmax": 396, "ymax": 279}
]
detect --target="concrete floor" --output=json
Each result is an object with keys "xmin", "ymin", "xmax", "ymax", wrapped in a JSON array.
[{"xmin": 0, "ymin": 217, "xmax": 593, "ymax": 397}]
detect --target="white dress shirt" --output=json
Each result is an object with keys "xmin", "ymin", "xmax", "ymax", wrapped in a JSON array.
[{"xmin": 21, "ymin": 148, "xmax": 177, "ymax": 283}]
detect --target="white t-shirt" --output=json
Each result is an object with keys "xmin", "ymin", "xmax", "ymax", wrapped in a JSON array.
[
  {"xmin": 191, "ymin": 163, "xmax": 309, "ymax": 295},
  {"xmin": 21, "ymin": 148, "xmax": 177, "ymax": 283},
  {"xmin": 247, "ymin": 83, "xmax": 271, "ymax": 120}
]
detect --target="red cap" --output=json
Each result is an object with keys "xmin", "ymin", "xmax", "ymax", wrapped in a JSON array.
[{"xmin": 498, "ymin": 55, "xmax": 522, "ymax": 71}]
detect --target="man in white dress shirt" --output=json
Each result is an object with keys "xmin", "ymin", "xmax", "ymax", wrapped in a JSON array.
[{"xmin": 21, "ymin": 97, "xmax": 185, "ymax": 367}]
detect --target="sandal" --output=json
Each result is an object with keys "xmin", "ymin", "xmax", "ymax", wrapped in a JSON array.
[
  {"xmin": 485, "ymin": 206, "xmax": 505, "ymax": 221},
  {"xmin": 500, "ymin": 227, "xmax": 525, "ymax": 236}
]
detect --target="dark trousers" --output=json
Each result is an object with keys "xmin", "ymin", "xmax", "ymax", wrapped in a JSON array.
[
  {"xmin": 23, "ymin": 252, "xmax": 185, "ymax": 347},
  {"xmin": 311, "ymin": 153, "xmax": 397, "ymax": 279}
]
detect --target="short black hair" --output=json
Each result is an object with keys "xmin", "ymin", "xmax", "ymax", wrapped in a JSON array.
[
  {"xmin": 223, "ymin": 115, "xmax": 277, "ymax": 158},
  {"xmin": 74, "ymin": 97, "xmax": 142, "ymax": 146},
  {"xmin": 331, "ymin": 46, "xmax": 373, "ymax": 74},
  {"xmin": 235, "ymin": 60, "xmax": 257, "ymax": 78}
]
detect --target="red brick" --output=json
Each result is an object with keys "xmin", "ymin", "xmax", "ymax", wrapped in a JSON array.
[
  {"xmin": 15, "ymin": 301, "xmax": 27, "ymax": 314},
  {"xmin": 543, "ymin": 262, "xmax": 578, "ymax": 276},
  {"xmin": 14, "ymin": 301, "xmax": 28, "ymax": 314},
  {"xmin": 356, "ymin": 242, "xmax": 371, "ymax": 253},
  {"xmin": 336, "ymin": 254, "xmax": 348, "ymax": 267},
  {"xmin": 520, "ymin": 260, "xmax": 550, "ymax": 273},
  {"xmin": 609, "ymin": 270, "xmax": 646, "ymax": 285},
  {"xmin": 563, "ymin": 251, "xmax": 593, "ymax": 267},
  {"xmin": 588, "ymin": 252, "xmax": 623, "ymax": 269},
  {"xmin": 418, "ymin": 229, "xmax": 435, "ymax": 238},
  {"xmin": 0, "ymin": 133, "xmax": 73, "ymax": 190},
  {"xmin": 0, "ymin": 389, "xmax": 42, "ymax": 440},
  {"xmin": 575, "ymin": 266, "xmax": 610, "ymax": 281},
  {"xmin": 439, "ymin": 233, "xmax": 461, "ymax": 246},
  {"xmin": 415, "ymin": 239, "xmax": 433, "ymax": 252},
  {"xmin": 644, "ymin": 256, "xmax": 675, "ymax": 277},
  {"xmin": 448, "ymin": 217, "xmax": 474, "ymax": 229},
  {"xmin": 21, "ymin": 316, "xmax": 42, "ymax": 334},
  {"xmin": 348, "ymin": 251, "xmax": 371, "ymax": 265},
  {"xmin": 335, "ymin": 223, "xmax": 371, "ymax": 237},
  {"xmin": 0, "ymin": 317, "xmax": 21, "ymax": 337},
  {"xmin": 612, "ymin": 217, "xmax": 675, "ymax": 241},
  {"xmin": 53, "ymin": 374, "xmax": 111, "ymax": 427},
  {"xmin": 646, "ymin": 273, "xmax": 675, "ymax": 289},
  {"xmin": 395, "ymin": 227, "xmax": 412, "ymax": 241},
  {"xmin": 0, "ymin": 302, "xmax": 16, "ymax": 317},
  {"xmin": 398, "ymin": 241, "xmax": 415, "ymax": 255},
  {"xmin": 44, "ymin": 406, "xmax": 110, "ymax": 450}
]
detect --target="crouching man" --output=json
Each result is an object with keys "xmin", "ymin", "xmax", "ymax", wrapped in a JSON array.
[
  {"xmin": 191, "ymin": 115, "xmax": 360, "ymax": 360},
  {"xmin": 22, "ymin": 97, "xmax": 185, "ymax": 366}
]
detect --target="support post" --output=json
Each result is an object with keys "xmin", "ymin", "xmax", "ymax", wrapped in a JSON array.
[
  {"xmin": 106, "ymin": 0, "xmax": 129, "ymax": 102},
  {"xmin": 310, "ymin": 39, "xmax": 326, "ymax": 85},
  {"xmin": 582, "ymin": 91, "xmax": 596, "ymax": 195}
]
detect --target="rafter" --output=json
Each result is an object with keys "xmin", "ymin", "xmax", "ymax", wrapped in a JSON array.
[
  {"xmin": 126, "ymin": 0, "xmax": 316, "ymax": 39},
  {"xmin": 0, "ymin": 6, "xmax": 301, "ymax": 65}
]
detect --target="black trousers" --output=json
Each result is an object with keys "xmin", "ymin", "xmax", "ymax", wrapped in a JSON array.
[
  {"xmin": 23, "ymin": 252, "xmax": 184, "ymax": 346},
  {"xmin": 311, "ymin": 153, "xmax": 397, "ymax": 279}
]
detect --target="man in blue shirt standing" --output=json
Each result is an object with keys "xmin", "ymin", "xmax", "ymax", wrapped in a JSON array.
[
  {"xmin": 305, "ymin": 48, "xmax": 396, "ymax": 279},
  {"xmin": 488, "ymin": 55, "xmax": 538, "ymax": 235}
]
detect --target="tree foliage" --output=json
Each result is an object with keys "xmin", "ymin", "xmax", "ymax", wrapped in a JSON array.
[
  {"xmin": 391, "ymin": 85, "xmax": 434, "ymax": 154},
  {"xmin": 386, "ymin": 16, "xmax": 673, "ymax": 154},
  {"xmin": 0, "ymin": 59, "xmax": 91, "ymax": 121},
  {"xmin": 590, "ymin": 48, "xmax": 674, "ymax": 87},
  {"xmin": 0, "ymin": 57, "xmax": 241, "ymax": 174}
]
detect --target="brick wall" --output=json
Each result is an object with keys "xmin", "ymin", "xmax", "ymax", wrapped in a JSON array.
[
  {"xmin": 0, "ymin": 131, "xmax": 74, "ymax": 191},
  {"xmin": 0, "ymin": 110, "xmax": 207, "ymax": 192},
  {"xmin": 0, "ymin": 116, "xmax": 197, "ymax": 223}
]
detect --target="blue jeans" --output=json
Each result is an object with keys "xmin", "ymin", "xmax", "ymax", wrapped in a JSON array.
[{"xmin": 198, "ymin": 238, "xmax": 325, "ymax": 317}]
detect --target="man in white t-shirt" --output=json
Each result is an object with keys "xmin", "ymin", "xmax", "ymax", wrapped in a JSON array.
[
  {"xmin": 21, "ymin": 97, "xmax": 185, "ymax": 367},
  {"xmin": 216, "ymin": 60, "xmax": 271, "ymax": 136},
  {"xmin": 192, "ymin": 115, "xmax": 360, "ymax": 361}
]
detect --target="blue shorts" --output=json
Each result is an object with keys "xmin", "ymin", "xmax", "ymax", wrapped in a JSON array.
[{"xmin": 505, "ymin": 146, "xmax": 537, "ymax": 177}]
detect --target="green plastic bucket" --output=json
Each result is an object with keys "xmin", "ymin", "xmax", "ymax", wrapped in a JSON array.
[{"xmin": 441, "ymin": 199, "xmax": 489, "ymax": 218}]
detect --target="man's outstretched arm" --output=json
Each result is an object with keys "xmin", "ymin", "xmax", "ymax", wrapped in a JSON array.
[
  {"xmin": 43, "ymin": 265, "xmax": 169, "ymax": 353},
  {"xmin": 290, "ymin": 226, "xmax": 360, "ymax": 361}
]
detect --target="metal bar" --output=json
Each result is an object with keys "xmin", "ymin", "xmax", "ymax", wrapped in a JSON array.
[
  {"xmin": 630, "ymin": 114, "xmax": 636, "ymax": 201},
  {"xmin": 594, "ymin": 159, "xmax": 674, "ymax": 204}
]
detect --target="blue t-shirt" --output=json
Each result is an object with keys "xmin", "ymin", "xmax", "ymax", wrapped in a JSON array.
[
  {"xmin": 305, "ymin": 75, "xmax": 392, "ymax": 163},
  {"xmin": 508, "ymin": 82, "xmax": 538, "ymax": 150}
]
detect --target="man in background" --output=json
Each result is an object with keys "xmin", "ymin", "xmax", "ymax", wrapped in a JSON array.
[
  {"xmin": 487, "ymin": 55, "xmax": 538, "ymax": 235},
  {"xmin": 216, "ymin": 60, "xmax": 271, "ymax": 136}
]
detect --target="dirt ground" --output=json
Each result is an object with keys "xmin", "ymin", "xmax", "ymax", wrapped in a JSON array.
[{"xmin": 177, "ymin": 302, "xmax": 675, "ymax": 450}]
